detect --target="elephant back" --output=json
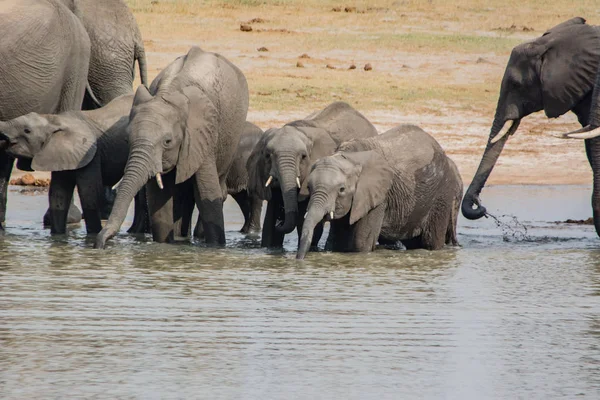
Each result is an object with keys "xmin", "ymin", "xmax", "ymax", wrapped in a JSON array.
[{"xmin": 304, "ymin": 101, "xmax": 377, "ymax": 145}]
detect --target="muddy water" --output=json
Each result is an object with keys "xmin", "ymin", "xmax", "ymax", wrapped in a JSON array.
[{"xmin": 1, "ymin": 185, "xmax": 599, "ymax": 399}]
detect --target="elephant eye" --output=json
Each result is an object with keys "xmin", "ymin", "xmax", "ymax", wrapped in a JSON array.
[
  {"xmin": 339, "ymin": 187, "xmax": 345, "ymax": 193},
  {"xmin": 24, "ymin": 128, "xmax": 31, "ymax": 134},
  {"xmin": 301, "ymin": 153, "xmax": 307, "ymax": 160},
  {"xmin": 265, "ymin": 153, "xmax": 270, "ymax": 160},
  {"xmin": 164, "ymin": 138, "xmax": 172, "ymax": 146}
]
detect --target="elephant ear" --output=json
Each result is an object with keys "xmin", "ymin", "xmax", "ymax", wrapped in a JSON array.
[
  {"xmin": 297, "ymin": 126, "xmax": 338, "ymax": 198},
  {"xmin": 344, "ymin": 151, "xmax": 393, "ymax": 225},
  {"xmin": 246, "ymin": 128, "xmax": 276, "ymax": 201},
  {"xmin": 538, "ymin": 20, "xmax": 600, "ymax": 118},
  {"xmin": 32, "ymin": 115, "xmax": 98, "ymax": 172},
  {"xmin": 175, "ymin": 86, "xmax": 218, "ymax": 184}
]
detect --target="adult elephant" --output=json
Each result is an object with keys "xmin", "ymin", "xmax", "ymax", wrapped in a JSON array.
[
  {"xmin": 95, "ymin": 47, "xmax": 249, "ymax": 248},
  {"xmin": 246, "ymin": 101, "xmax": 378, "ymax": 248},
  {"xmin": 61, "ymin": 0, "xmax": 148, "ymax": 107},
  {"xmin": 297, "ymin": 125, "xmax": 462, "ymax": 259},
  {"xmin": 0, "ymin": 0, "xmax": 94, "ymax": 232},
  {"xmin": 462, "ymin": 17, "xmax": 600, "ymax": 237}
]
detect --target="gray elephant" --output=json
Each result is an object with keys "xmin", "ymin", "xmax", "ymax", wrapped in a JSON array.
[
  {"xmin": 246, "ymin": 101, "xmax": 378, "ymax": 248},
  {"xmin": 462, "ymin": 17, "xmax": 600, "ymax": 237},
  {"xmin": 95, "ymin": 46, "xmax": 249, "ymax": 248},
  {"xmin": 0, "ymin": 0, "xmax": 94, "ymax": 232},
  {"xmin": 181, "ymin": 121, "xmax": 264, "ymax": 238},
  {"xmin": 0, "ymin": 94, "xmax": 149, "ymax": 234},
  {"xmin": 60, "ymin": 0, "xmax": 148, "ymax": 108},
  {"xmin": 297, "ymin": 124, "xmax": 462, "ymax": 259}
]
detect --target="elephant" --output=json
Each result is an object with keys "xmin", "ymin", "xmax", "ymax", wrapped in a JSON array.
[
  {"xmin": 0, "ymin": 0, "xmax": 95, "ymax": 233},
  {"xmin": 180, "ymin": 121, "xmax": 264, "ymax": 238},
  {"xmin": 297, "ymin": 124, "xmax": 463, "ymax": 259},
  {"xmin": 462, "ymin": 17, "xmax": 600, "ymax": 237},
  {"xmin": 0, "ymin": 94, "xmax": 150, "ymax": 234},
  {"xmin": 60, "ymin": 0, "xmax": 148, "ymax": 108},
  {"xmin": 95, "ymin": 46, "xmax": 249, "ymax": 248},
  {"xmin": 246, "ymin": 101, "xmax": 378, "ymax": 249}
]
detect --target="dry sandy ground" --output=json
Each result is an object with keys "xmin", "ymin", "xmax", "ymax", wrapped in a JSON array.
[{"xmin": 14, "ymin": 1, "xmax": 600, "ymax": 185}]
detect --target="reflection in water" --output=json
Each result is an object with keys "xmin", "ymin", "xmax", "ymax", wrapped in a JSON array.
[{"xmin": 0, "ymin": 185, "xmax": 599, "ymax": 399}]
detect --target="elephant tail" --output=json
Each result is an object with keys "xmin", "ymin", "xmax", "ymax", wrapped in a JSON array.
[
  {"xmin": 85, "ymin": 81, "xmax": 103, "ymax": 109},
  {"xmin": 135, "ymin": 40, "xmax": 149, "ymax": 88}
]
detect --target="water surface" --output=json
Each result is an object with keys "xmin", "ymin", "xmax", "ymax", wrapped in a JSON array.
[{"xmin": 1, "ymin": 185, "xmax": 599, "ymax": 399}]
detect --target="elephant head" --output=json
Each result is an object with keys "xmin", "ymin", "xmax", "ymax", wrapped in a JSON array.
[
  {"xmin": 297, "ymin": 151, "xmax": 393, "ymax": 259},
  {"xmin": 95, "ymin": 84, "xmax": 217, "ymax": 248},
  {"xmin": 462, "ymin": 17, "xmax": 600, "ymax": 220},
  {"xmin": 0, "ymin": 112, "xmax": 98, "ymax": 171},
  {"xmin": 246, "ymin": 122, "xmax": 338, "ymax": 234}
]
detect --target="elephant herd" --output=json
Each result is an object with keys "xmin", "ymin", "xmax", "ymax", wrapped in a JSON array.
[{"xmin": 0, "ymin": 4, "xmax": 599, "ymax": 259}]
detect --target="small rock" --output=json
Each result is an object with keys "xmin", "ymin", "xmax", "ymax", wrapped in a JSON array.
[
  {"xmin": 247, "ymin": 18, "xmax": 266, "ymax": 24},
  {"xmin": 401, "ymin": 64, "xmax": 410, "ymax": 68},
  {"xmin": 476, "ymin": 57, "xmax": 491, "ymax": 64},
  {"xmin": 299, "ymin": 53, "xmax": 311, "ymax": 59},
  {"xmin": 296, "ymin": 61, "xmax": 304, "ymax": 68},
  {"xmin": 240, "ymin": 24, "xmax": 252, "ymax": 32},
  {"xmin": 21, "ymin": 174, "xmax": 36, "ymax": 186},
  {"xmin": 257, "ymin": 46, "xmax": 269, "ymax": 52},
  {"xmin": 332, "ymin": 7, "xmax": 342, "ymax": 12},
  {"xmin": 150, "ymin": 0, "xmax": 158, "ymax": 4},
  {"xmin": 349, "ymin": 64, "xmax": 357, "ymax": 70},
  {"xmin": 364, "ymin": 63, "xmax": 372, "ymax": 71},
  {"xmin": 344, "ymin": 7, "xmax": 357, "ymax": 13},
  {"xmin": 326, "ymin": 64, "xmax": 336, "ymax": 69}
]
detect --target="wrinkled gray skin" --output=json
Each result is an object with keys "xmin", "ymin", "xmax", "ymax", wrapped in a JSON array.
[
  {"xmin": 0, "ymin": 0, "xmax": 93, "ymax": 233},
  {"xmin": 297, "ymin": 125, "xmax": 463, "ymax": 259},
  {"xmin": 95, "ymin": 47, "xmax": 249, "ymax": 248},
  {"xmin": 247, "ymin": 101, "xmax": 378, "ymax": 248},
  {"xmin": 60, "ymin": 0, "xmax": 148, "ymax": 107},
  {"xmin": 0, "ymin": 95, "xmax": 150, "ymax": 234},
  {"xmin": 462, "ymin": 17, "xmax": 600, "ymax": 237},
  {"xmin": 180, "ymin": 122, "xmax": 264, "ymax": 237}
]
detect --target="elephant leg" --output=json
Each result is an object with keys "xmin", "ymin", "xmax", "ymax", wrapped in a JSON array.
[
  {"xmin": 173, "ymin": 179, "xmax": 195, "ymax": 238},
  {"xmin": 232, "ymin": 191, "xmax": 252, "ymax": 233},
  {"xmin": 352, "ymin": 203, "xmax": 386, "ymax": 252},
  {"xmin": 585, "ymin": 139, "xmax": 600, "ymax": 237},
  {"xmin": 44, "ymin": 198, "xmax": 82, "ymax": 227},
  {"xmin": 401, "ymin": 236, "xmax": 423, "ymax": 250},
  {"xmin": 261, "ymin": 191, "xmax": 285, "ymax": 248},
  {"xmin": 248, "ymin": 194, "xmax": 263, "ymax": 233},
  {"xmin": 146, "ymin": 170, "xmax": 175, "ymax": 243},
  {"xmin": 48, "ymin": 171, "xmax": 77, "ymax": 234},
  {"xmin": 75, "ymin": 159, "xmax": 104, "ymax": 234},
  {"xmin": 421, "ymin": 200, "xmax": 452, "ymax": 250},
  {"xmin": 0, "ymin": 153, "xmax": 14, "ymax": 231},
  {"xmin": 100, "ymin": 186, "xmax": 116, "ymax": 220},
  {"xmin": 128, "ymin": 186, "xmax": 152, "ymax": 234},
  {"xmin": 445, "ymin": 197, "xmax": 460, "ymax": 246},
  {"xmin": 193, "ymin": 213, "xmax": 205, "ymax": 239},
  {"xmin": 193, "ymin": 164, "xmax": 226, "ymax": 246}
]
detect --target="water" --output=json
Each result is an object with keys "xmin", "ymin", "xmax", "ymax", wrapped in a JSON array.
[{"xmin": 1, "ymin": 185, "xmax": 599, "ymax": 399}]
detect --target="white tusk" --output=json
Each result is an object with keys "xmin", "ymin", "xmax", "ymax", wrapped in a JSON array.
[
  {"xmin": 265, "ymin": 175, "xmax": 273, "ymax": 187},
  {"xmin": 304, "ymin": 212, "xmax": 308, "ymax": 219},
  {"xmin": 490, "ymin": 120, "xmax": 515, "ymax": 144},
  {"xmin": 329, "ymin": 211, "xmax": 334, "ymax": 219},
  {"xmin": 296, "ymin": 177, "xmax": 301, "ymax": 188},
  {"xmin": 155, "ymin": 173, "xmax": 164, "ymax": 190},
  {"xmin": 548, "ymin": 125, "xmax": 600, "ymax": 140}
]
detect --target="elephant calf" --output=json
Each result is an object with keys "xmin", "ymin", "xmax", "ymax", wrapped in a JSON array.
[
  {"xmin": 297, "ymin": 124, "xmax": 463, "ymax": 259},
  {"xmin": 0, "ymin": 94, "xmax": 148, "ymax": 235}
]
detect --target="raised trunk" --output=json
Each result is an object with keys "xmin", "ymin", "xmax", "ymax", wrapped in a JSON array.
[
  {"xmin": 275, "ymin": 155, "xmax": 299, "ymax": 234},
  {"xmin": 462, "ymin": 117, "xmax": 520, "ymax": 220},
  {"xmin": 94, "ymin": 147, "xmax": 153, "ymax": 248},
  {"xmin": 296, "ymin": 189, "xmax": 330, "ymax": 259}
]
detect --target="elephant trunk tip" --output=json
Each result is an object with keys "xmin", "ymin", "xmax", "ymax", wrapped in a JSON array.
[
  {"xmin": 461, "ymin": 194, "xmax": 487, "ymax": 220},
  {"xmin": 275, "ymin": 211, "xmax": 298, "ymax": 233}
]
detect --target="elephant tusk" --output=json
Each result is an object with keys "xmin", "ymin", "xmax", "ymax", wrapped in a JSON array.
[
  {"xmin": 329, "ymin": 211, "xmax": 334, "ymax": 219},
  {"xmin": 549, "ymin": 125, "xmax": 600, "ymax": 140},
  {"xmin": 156, "ymin": 173, "xmax": 164, "ymax": 190},
  {"xmin": 490, "ymin": 120, "xmax": 516, "ymax": 144},
  {"xmin": 296, "ymin": 177, "xmax": 301, "ymax": 189},
  {"xmin": 304, "ymin": 212, "xmax": 308, "ymax": 219},
  {"xmin": 265, "ymin": 175, "xmax": 273, "ymax": 187}
]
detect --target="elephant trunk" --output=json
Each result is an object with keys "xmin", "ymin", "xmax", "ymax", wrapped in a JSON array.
[
  {"xmin": 589, "ymin": 138, "xmax": 600, "ymax": 237},
  {"xmin": 95, "ymin": 145, "xmax": 155, "ymax": 248},
  {"xmin": 297, "ymin": 189, "xmax": 330, "ymax": 259},
  {"xmin": 589, "ymin": 64, "xmax": 600, "ymax": 127},
  {"xmin": 462, "ymin": 117, "xmax": 520, "ymax": 220},
  {"xmin": 275, "ymin": 154, "xmax": 299, "ymax": 234}
]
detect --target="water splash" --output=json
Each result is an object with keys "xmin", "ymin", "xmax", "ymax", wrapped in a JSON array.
[{"xmin": 485, "ymin": 212, "xmax": 531, "ymax": 242}]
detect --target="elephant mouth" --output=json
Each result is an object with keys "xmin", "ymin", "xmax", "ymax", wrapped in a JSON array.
[{"xmin": 0, "ymin": 133, "xmax": 15, "ymax": 149}]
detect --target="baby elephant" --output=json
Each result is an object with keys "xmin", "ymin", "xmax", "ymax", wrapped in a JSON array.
[
  {"xmin": 297, "ymin": 124, "xmax": 463, "ymax": 259},
  {"xmin": 0, "ymin": 94, "xmax": 148, "ymax": 234}
]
